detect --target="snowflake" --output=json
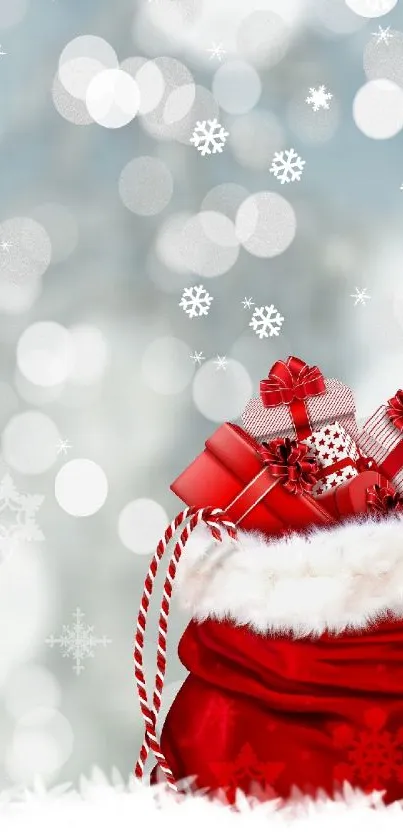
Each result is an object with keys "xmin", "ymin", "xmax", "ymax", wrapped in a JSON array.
[
  {"xmin": 56, "ymin": 438, "xmax": 72, "ymax": 456},
  {"xmin": 190, "ymin": 119, "xmax": 229, "ymax": 156},
  {"xmin": 0, "ymin": 240, "xmax": 11, "ymax": 251},
  {"xmin": 270, "ymin": 148, "xmax": 305, "ymax": 185},
  {"xmin": 249, "ymin": 305, "xmax": 284, "ymax": 339},
  {"xmin": 306, "ymin": 85, "xmax": 333, "ymax": 112},
  {"xmin": 0, "ymin": 473, "xmax": 44, "ymax": 561},
  {"xmin": 206, "ymin": 42, "xmax": 226, "ymax": 61},
  {"xmin": 372, "ymin": 25, "xmax": 393, "ymax": 45},
  {"xmin": 190, "ymin": 350, "xmax": 205, "ymax": 365},
  {"xmin": 241, "ymin": 297, "xmax": 254, "ymax": 309},
  {"xmin": 332, "ymin": 707, "xmax": 403, "ymax": 792},
  {"xmin": 351, "ymin": 287, "xmax": 371, "ymax": 306},
  {"xmin": 214, "ymin": 355, "xmax": 228, "ymax": 371},
  {"xmin": 0, "ymin": 46, "xmax": 6, "ymax": 57},
  {"xmin": 210, "ymin": 742, "xmax": 284, "ymax": 805},
  {"xmin": 179, "ymin": 285, "xmax": 213, "ymax": 318},
  {"xmin": 46, "ymin": 607, "xmax": 112, "ymax": 675}
]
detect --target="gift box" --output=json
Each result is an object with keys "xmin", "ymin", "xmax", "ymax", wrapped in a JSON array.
[
  {"xmin": 302, "ymin": 421, "xmax": 374, "ymax": 497},
  {"xmin": 171, "ymin": 423, "xmax": 334, "ymax": 536},
  {"xmin": 318, "ymin": 470, "xmax": 394, "ymax": 520},
  {"xmin": 358, "ymin": 390, "xmax": 403, "ymax": 493},
  {"xmin": 241, "ymin": 355, "xmax": 358, "ymax": 444}
]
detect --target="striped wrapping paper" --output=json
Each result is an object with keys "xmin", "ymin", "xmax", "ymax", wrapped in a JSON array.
[
  {"xmin": 358, "ymin": 407, "xmax": 403, "ymax": 493},
  {"xmin": 302, "ymin": 421, "xmax": 360, "ymax": 497},
  {"xmin": 241, "ymin": 378, "xmax": 359, "ymax": 444}
]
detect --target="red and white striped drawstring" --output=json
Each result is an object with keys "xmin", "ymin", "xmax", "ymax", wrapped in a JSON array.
[{"xmin": 134, "ymin": 505, "xmax": 238, "ymax": 792}]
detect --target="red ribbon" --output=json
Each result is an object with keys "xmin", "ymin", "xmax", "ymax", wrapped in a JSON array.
[
  {"xmin": 366, "ymin": 485, "xmax": 403, "ymax": 515},
  {"xmin": 259, "ymin": 437, "xmax": 319, "ymax": 495},
  {"xmin": 386, "ymin": 390, "xmax": 403, "ymax": 432},
  {"xmin": 259, "ymin": 356, "xmax": 326, "ymax": 440}
]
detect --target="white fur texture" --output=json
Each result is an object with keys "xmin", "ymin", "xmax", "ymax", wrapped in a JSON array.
[
  {"xmin": 175, "ymin": 516, "xmax": 403, "ymax": 636},
  {"xmin": 2, "ymin": 773, "xmax": 403, "ymax": 838}
]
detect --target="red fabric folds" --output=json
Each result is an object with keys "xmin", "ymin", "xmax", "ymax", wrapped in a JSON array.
[{"xmin": 151, "ymin": 617, "xmax": 403, "ymax": 803}]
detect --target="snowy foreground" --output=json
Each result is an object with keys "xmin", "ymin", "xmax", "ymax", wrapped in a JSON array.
[{"xmin": 1, "ymin": 771, "xmax": 403, "ymax": 838}]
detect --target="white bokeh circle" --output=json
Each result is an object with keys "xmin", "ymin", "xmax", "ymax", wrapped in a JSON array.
[
  {"xmin": 364, "ymin": 30, "xmax": 403, "ymax": 88},
  {"xmin": 2, "ymin": 411, "xmax": 60, "ymax": 475},
  {"xmin": 0, "ymin": 0, "xmax": 28, "ymax": 29},
  {"xmin": 52, "ymin": 73, "xmax": 94, "ymax": 125},
  {"xmin": 58, "ymin": 36, "xmax": 118, "ymax": 100},
  {"xmin": 154, "ymin": 212, "xmax": 193, "ymax": 274},
  {"xmin": 179, "ymin": 212, "xmax": 240, "ymax": 277},
  {"xmin": 141, "ymin": 337, "xmax": 194, "ymax": 395},
  {"xmin": 353, "ymin": 78, "xmax": 403, "ymax": 139},
  {"xmin": 118, "ymin": 498, "xmax": 169, "ymax": 555},
  {"xmin": 345, "ymin": 0, "xmax": 397, "ymax": 17},
  {"xmin": 0, "ymin": 217, "xmax": 52, "ymax": 285},
  {"xmin": 17, "ymin": 321, "xmax": 75, "ymax": 388},
  {"xmin": 193, "ymin": 359, "xmax": 253, "ymax": 422},
  {"xmin": 201, "ymin": 183, "xmax": 250, "ymax": 223},
  {"xmin": 236, "ymin": 10, "xmax": 290, "ymax": 69},
  {"xmin": 235, "ymin": 192, "xmax": 296, "ymax": 258},
  {"xmin": 68, "ymin": 324, "xmax": 109, "ymax": 385},
  {"xmin": 86, "ymin": 68, "xmax": 140, "ymax": 128},
  {"xmin": 55, "ymin": 459, "xmax": 108, "ymax": 517},
  {"xmin": 6, "ymin": 708, "xmax": 74, "ymax": 785},
  {"xmin": 119, "ymin": 156, "xmax": 174, "ymax": 216},
  {"xmin": 212, "ymin": 60, "xmax": 261, "ymax": 115},
  {"xmin": 121, "ymin": 57, "xmax": 165, "ymax": 115},
  {"xmin": 4, "ymin": 664, "xmax": 61, "ymax": 720}
]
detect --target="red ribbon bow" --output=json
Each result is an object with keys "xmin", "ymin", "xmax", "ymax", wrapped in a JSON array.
[
  {"xmin": 366, "ymin": 485, "xmax": 403, "ymax": 515},
  {"xmin": 386, "ymin": 390, "xmax": 403, "ymax": 432},
  {"xmin": 356, "ymin": 454, "xmax": 377, "ymax": 472},
  {"xmin": 260, "ymin": 356, "xmax": 326, "ymax": 440},
  {"xmin": 259, "ymin": 437, "xmax": 319, "ymax": 495}
]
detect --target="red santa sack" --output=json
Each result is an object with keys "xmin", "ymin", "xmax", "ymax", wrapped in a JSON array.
[{"xmin": 136, "ymin": 511, "xmax": 403, "ymax": 805}]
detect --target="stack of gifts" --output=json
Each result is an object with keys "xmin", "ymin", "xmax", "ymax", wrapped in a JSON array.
[{"xmin": 171, "ymin": 354, "xmax": 403, "ymax": 533}]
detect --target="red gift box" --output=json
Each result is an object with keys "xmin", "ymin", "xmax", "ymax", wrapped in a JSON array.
[
  {"xmin": 171, "ymin": 423, "xmax": 334, "ymax": 536},
  {"xmin": 318, "ymin": 470, "xmax": 393, "ymax": 520}
]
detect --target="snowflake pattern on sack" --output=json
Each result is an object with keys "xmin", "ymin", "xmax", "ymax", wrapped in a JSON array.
[
  {"xmin": 210, "ymin": 742, "xmax": 284, "ymax": 804},
  {"xmin": 332, "ymin": 707, "xmax": 403, "ymax": 793}
]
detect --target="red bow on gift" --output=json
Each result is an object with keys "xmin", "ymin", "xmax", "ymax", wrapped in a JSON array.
[
  {"xmin": 259, "ymin": 437, "xmax": 319, "ymax": 495},
  {"xmin": 260, "ymin": 356, "xmax": 326, "ymax": 440},
  {"xmin": 386, "ymin": 390, "xmax": 403, "ymax": 432},
  {"xmin": 366, "ymin": 485, "xmax": 403, "ymax": 515}
]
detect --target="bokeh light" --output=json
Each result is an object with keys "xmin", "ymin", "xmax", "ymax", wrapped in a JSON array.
[
  {"xmin": 345, "ymin": 0, "xmax": 397, "ymax": 17},
  {"xmin": 17, "ymin": 322, "xmax": 75, "ymax": 388},
  {"xmin": 6, "ymin": 708, "xmax": 74, "ymax": 785},
  {"xmin": 363, "ymin": 29, "xmax": 403, "ymax": 87},
  {"xmin": 68, "ymin": 324, "xmax": 109, "ymax": 385},
  {"xmin": 121, "ymin": 57, "xmax": 165, "ymax": 115},
  {"xmin": 2, "ymin": 410, "xmax": 60, "ymax": 475},
  {"xmin": 192, "ymin": 358, "xmax": 253, "ymax": 422},
  {"xmin": 141, "ymin": 336, "xmax": 194, "ymax": 395},
  {"xmin": 119, "ymin": 156, "xmax": 174, "ymax": 216},
  {"xmin": 58, "ymin": 36, "xmax": 118, "ymax": 100},
  {"xmin": 118, "ymin": 498, "xmax": 169, "ymax": 555},
  {"xmin": 55, "ymin": 459, "xmax": 108, "ymax": 517},
  {"xmin": 30, "ymin": 204, "xmax": 79, "ymax": 264},
  {"xmin": 201, "ymin": 183, "xmax": 250, "ymax": 222},
  {"xmin": 229, "ymin": 110, "xmax": 285, "ymax": 170},
  {"xmin": 212, "ymin": 60, "xmax": 261, "ymax": 114},
  {"xmin": 353, "ymin": 78, "xmax": 403, "ymax": 139},
  {"xmin": 235, "ymin": 192, "xmax": 297, "ymax": 258},
  {"xmin": 86, "ymin": 68, "xmax": 140, "ymax": 128},
  {"xmin": 236, "ymin": 10, "xmax": 290, "ymax": 69},
  {"xmin": 0, "ymin": 217, "xmax": 52, "ymax": 284},
  {"xmin": 4, "ymin": 664, "xmax": 61, "ymax": 720}
]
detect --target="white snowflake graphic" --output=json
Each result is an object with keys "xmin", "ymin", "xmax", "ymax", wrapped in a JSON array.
[
  {"xmin": 190, "ymin": 350, "xmax": 205, "ymax": 365},
  {"xmin": 241, "ymin": 297, "xmax": 254, "ymax": 309},
  {"xmin": 206, "ymin": 42, "xmax": 226, "ymax": 61},
  {"xmin": 306, "ymin": 85, "xmax": 333, "ymax": 112},
  {"xmin": 179, "ymin": 285, "xmax": 213, "ymax": 318},
  {"xmin": 0, "ymin": 240, "xmax": 12, "ymax": 251},
  {"xmin": 46, "ymin": 608, "xmax": 112, "ymax": 675},
  {"xmin": 270, "ymin": 148, "xmax": 305, "ymax": 185},
  {"xmin": 214, "ymin": 355, "xmax": 228, "ymax": 371},
  {"xmin": 56, "ymin": 438, "xmax": 72, "ymax": 456},
  {"xmin": 0, "ymin": 46, "xmax": 6, "ymax": 57},
  {"xmin": 190, "ymin": 119, "xmax": 229, "ymax": 156},
  {"xmin": 250, "ymin": 305, "xmax": 284, "ymax": 339},
  {"xmin": 0, "ymin": 473, "xmax": 44, "ymax": 561},
  {"xmin": 351, "ymin": 287, "xmax": 371, "ymax": 306},
  {"xmin": 372, "ymin": 25, "xmax": 393, "ymax": 45}
]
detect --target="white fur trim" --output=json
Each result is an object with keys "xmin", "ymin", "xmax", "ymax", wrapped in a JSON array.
[
  {"xmin": 2, "ymin": 774, "xmax": 403, "ymax": 838},
  {"xmin": 174, "ymin": 516, "xmax": 403, "ymax": 636}
]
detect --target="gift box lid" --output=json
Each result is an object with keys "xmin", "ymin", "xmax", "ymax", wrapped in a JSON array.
[{"xmin": 242, "ymin": 378, "xmax": 357, "ymax": 440}]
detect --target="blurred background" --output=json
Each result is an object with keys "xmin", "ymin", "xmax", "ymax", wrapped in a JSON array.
[{"xmin": 0, "ymin": 0, "xmax": 403, "ymax": 790}]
